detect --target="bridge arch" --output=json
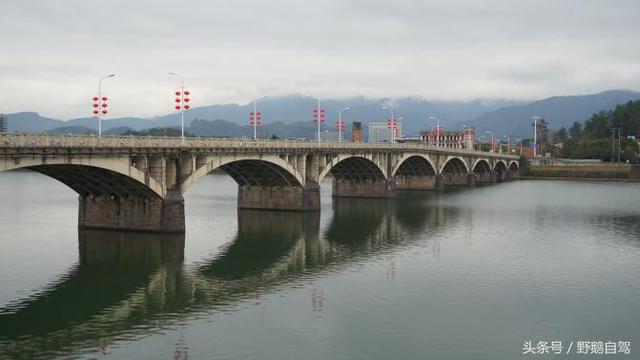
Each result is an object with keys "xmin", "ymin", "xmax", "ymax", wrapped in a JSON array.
[
  {"xmin": 318, "ymin": 155, "xmax": 387, "ymax": 183},
  {"xmin": 440, "ymin": 156, "xmax": 470, "ymax": 175},
  {"xmin": 1, "ymin": 158, "xmax": 164, "ymax": 199},
  {"xmin": 508, "ymin": 161, "xmax": 519, "ymax": 172},
  {"xmin": 471, "ymin": 158, "xmax": 492, "ymax": 174},
  {"xmin": 391, "ymin": 154, "xmax": 437, "ymax": 178},
  {"xmin": 493, "ymin": 160, "xmax": 508, "ymax": 172},
  {"xmin": 181, "ymin": 155, "xmax": 305, "ymax": 193}
]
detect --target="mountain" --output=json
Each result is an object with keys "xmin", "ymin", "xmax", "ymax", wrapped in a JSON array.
[
  {"xmin": 4, "ymin": 90, "xmax": 639, "ymax": 139},
  {"xmin": 461, "ymin": 90, "xmax": 640, "ymax": 139}
]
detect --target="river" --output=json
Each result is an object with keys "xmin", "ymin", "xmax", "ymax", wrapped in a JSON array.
[{"xmin": 0, "ymin": 172, "xmax": 639, "ymax": 359}]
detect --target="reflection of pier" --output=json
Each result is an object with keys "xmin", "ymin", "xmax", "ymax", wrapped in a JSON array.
[{"xmin": 0, "ymin": 196, "xmax": 455, "ymax": 359}]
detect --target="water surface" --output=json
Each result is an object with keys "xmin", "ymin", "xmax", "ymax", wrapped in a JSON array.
[{"xmin": 0, "ymin": 173, "xmax": 639, "ymax": 359}]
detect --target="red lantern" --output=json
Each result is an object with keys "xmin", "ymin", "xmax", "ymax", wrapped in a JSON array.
[
  {"xmin": 101, "ymin": 97, "xmax": 107, "ymax": 101},
  {"xmin": 102, "ymin": 103, "xmax": 108, "ymax": 108},
  {"xmin": 93, "ymin": 110, "xmax": 99, "ymax": 115},
  {"xmin": 101, "ymin": 109, "xmax": 108, "ymax": 115},
  {"xmin": 175, "ymin": 91, "xmax": 181, "ymax": 96},
  {"xmin": 184, "ymin": 90, "xmax": 190, "ymax": 96},
  {"xmin": 184, "ymin": 98, "xmax": 190, "ymax": 102},
  {"xmin": 175, "ymin": 98, "xmax": 181, "ymax": 103},
  {"xmin": 92, "ymin": 96, "xmax": 98, "ymax": 101},
  {"xmin": 184, "ymin": 104, "xmax": 190, "ymax": 110},
  {"xmin": 92, "ymin": 104, "xmax": 99, "ymax": 108},
  {"xmin": 175, "ymin": 105, "xmax": 181, "ymax": 110}
]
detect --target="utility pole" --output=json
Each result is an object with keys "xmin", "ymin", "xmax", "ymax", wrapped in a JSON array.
[{"xmin": 532, "ymin": 115, "xmax": 540, "ymax": 157}]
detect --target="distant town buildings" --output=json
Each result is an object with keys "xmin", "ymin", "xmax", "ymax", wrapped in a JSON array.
[
  {"xmin": 368, "ymin": 122, "xmax": 402, "ymax": 143},
  {"xmin": 420, "ymin": 127, "xmax": 475, "ymax": 149},
  {"xmin": 352, "ymin": 122, "xmax": 362, "ymax": 143}
]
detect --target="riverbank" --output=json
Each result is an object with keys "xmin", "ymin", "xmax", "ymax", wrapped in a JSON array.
[{"xmin": 522, "ymin": 164, "xmax": 640, "ymax": 182}]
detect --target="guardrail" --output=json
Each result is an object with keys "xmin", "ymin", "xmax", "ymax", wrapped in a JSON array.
[{"xmin": 0, "ymin": 133, "xmax": 519, "ymax": 159}]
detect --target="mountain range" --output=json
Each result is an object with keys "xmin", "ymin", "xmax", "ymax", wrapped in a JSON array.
[{"xmin": 3, "ymin": 90, "xmax": 640, "ymax": 139}]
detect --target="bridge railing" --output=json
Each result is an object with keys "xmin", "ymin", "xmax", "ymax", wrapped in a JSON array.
[{"xmin": 0, "ymin": 133, "xmax": 519, "ymax": 159}]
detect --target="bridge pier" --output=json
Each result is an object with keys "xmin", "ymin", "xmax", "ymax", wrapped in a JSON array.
[
  {"xmin": 237, "ymin": 182, "xmax": 320, "ymax": 211},
  {"xmin": 78, "ymin": 190, "xmax": 185, "ymax": 233},
  {"xmin": 439, "ymin": 174, "xmax": 472, "ymax": 187},
  {"xmin": 395, "ymin": 175, "xmax": 439, "ymax": 190},
  {"xmin": 332, "ymin": 178, "xmax": 396, "ymax": 198}
]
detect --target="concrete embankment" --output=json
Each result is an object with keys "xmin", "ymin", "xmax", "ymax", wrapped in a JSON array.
[{"xmin": 522, "ymin": 164, "xmax": 640, "ymax": 182}]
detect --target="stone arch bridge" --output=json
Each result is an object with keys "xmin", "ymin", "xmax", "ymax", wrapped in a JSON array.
[{"xmin": 0, "ymin": 134, "xmax": 519, "ymax": 232}]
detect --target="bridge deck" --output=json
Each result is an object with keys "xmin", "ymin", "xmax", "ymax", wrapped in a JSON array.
[{"xmin": 0, "ymin": 134, "xmax": 519, "ymax": 159}]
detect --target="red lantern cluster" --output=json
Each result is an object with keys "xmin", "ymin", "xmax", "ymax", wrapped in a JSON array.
[
  {"xmin": 249, "ymin": 112, "xmax": 262, "ymax": 126},
  {"xmin": 313, "ymin": 108, "xmax": 325, "ymax": 124},
  {"xmin": 335, "ymin": 120, "xmax": 345, "ymax": 131},
  {"xmin": 387, "ymin": 117, "xmax": 399, "ymax": 136},
  {"xmin": 91, "ymin": 96, "xmax": 108, "ymax": 116},
  {"xmin": 174, "ymin": 90, "xmax": 191, "ymax": 111}
]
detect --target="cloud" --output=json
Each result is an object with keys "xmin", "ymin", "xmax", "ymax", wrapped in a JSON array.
[{"xmin": 0, "ymin": 0, "xmax": 639, "ymax": 118}]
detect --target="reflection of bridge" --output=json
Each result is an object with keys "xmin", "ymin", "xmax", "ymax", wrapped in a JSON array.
[
  {"xmin": 0, "ymin": 197, "xmax": 453, "ymax": 359},
  {"xmin": 0, "ymin": 134, "xmax": 518, "ymax": 232}
]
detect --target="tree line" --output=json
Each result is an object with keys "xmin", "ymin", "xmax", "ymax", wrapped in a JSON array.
[{"xmin": 549, "ymin": 100, "xmax": 640, "ymax": 162}]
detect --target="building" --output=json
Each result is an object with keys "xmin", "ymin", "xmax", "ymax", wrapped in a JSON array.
[
  {"xmin": 0, "ymin": 114, "xmax": 7, "ymax": 133},
  {"xmin": 420, "ymin": 127, "xmax": 475, "ymax": 149},
  {"xmin": 352, "ymin": 122, "xmax": 362, "ymax": 143},
  {"xmin": 368, "ymin": 122, "xmax": 402, "ymax": 143}
]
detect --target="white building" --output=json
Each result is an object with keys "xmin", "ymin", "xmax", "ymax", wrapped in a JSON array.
[{"xmin": 368, "ymin": 122, "xmax": 402, "ymax": 143}]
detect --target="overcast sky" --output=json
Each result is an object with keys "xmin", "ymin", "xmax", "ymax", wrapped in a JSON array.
[{"xmin": 1, "ymin": 0, "xmax": 639, "ymax": 119}]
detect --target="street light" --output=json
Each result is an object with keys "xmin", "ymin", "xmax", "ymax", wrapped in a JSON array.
[
  {"xmin": 486, "ymin": 130, "xmax": 495, "ymax": 152},
  {"xmin": 429, "ymin": 116, "xmax": 441, "ymax": 147},
  {"xmin": 168, "ymin": 72, "xmax": 191, "ymax": 142},
  {"xmin": 382, "ymin": 106, "xmax": 396, "ymax": 143},
  {"xmin": 503, "ymin": 135, "xmax": 511, "ymax": 153},
  {"xmin": 94, "ymin": 73, "xmax": 115, "ymax": 137},
  {"xmin": 337, "ymin": 107, "xmax": 351, "ymax": 142},
  {"xmin": 305, "ymin": 94, "xmax": 323, "ymax": 142},
  {"xmin": 251, "ymin": 95, "xmax": 268, "ymax": 140},
  {"xmin": 532, "ymin": 115, "xmax": 541, "ymax": 157}
]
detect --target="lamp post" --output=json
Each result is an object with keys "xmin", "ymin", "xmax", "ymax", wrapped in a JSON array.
[
  {"xmin": 486, "ymin": 130, "xmax": 495, "ymax": 152},
  {"xmin": 503, "ymin": 135, "xmax": 511, "ymax": 153},
  {"xmin": 168, "ymin": 72, "xmax": 191, "ymax": 142},
  {"xmin": 532, "ymin": 115, "xmax": 541, "ymax": 157},
  {"xmin": 429, "ymin": 116, "xmax": 441, "ymax": 147},
  {"xmin": 251, "ymin": 95, "xmax": 268, "ymax": 140},
  {"xmin": 94, "ymin": 74, "xmax": 115, "ymax": 137},
  {"xmin": 337, "ymin": 107, "xmax": 350, "ymax": 142},
  {"xmin": 306, "ymin": 95, "xmax": 323, "ymax": 142},
  {"xmin": 382, "ymin": 106, "xmax": 397, "ymax": 143}
]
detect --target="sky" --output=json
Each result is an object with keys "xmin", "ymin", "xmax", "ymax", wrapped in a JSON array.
[{"xmin": 1, "ymin": 0, "xmax": 639, "ymax": 119}]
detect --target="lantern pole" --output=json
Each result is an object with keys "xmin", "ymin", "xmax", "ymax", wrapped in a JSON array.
[
  {"xmin": 97, "ymin": 74, "xmax": 115, "ymax": 137},
  {"xmin": 168, "ymin": 72, "xmax": 185, "ymax": 142},
  {"xmin": 338, "ymin": 107, "xmax": 351, "ymax": 142}
]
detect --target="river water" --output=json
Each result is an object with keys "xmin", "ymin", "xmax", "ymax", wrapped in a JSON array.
[{"xmin": 0, "ymin": 172, "xmax": 639, "ymax": 359}]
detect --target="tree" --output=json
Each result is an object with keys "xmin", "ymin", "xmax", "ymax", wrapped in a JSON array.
[{"xmin": 569, "ymin": 121, "xmax": 582, "ymax": 140}]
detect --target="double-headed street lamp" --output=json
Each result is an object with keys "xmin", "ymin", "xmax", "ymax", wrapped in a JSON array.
[
  {"xmin": 93, "ymin": 73, "xmax": 115, "ymax": 137},
  {"xmin": 486, "ymin": 130, "xmax": 495, "ymax": 152},
  {"xmin": 337, "ymin": 107, "xmax": 351, "ymax": 142},
  {"xmin": 251, "ymin": 95, "xmax": 268, "ymax": 140},
  {"xmin": 168, "ymin": 72, "xmax": 191, "ymax": 141}
]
